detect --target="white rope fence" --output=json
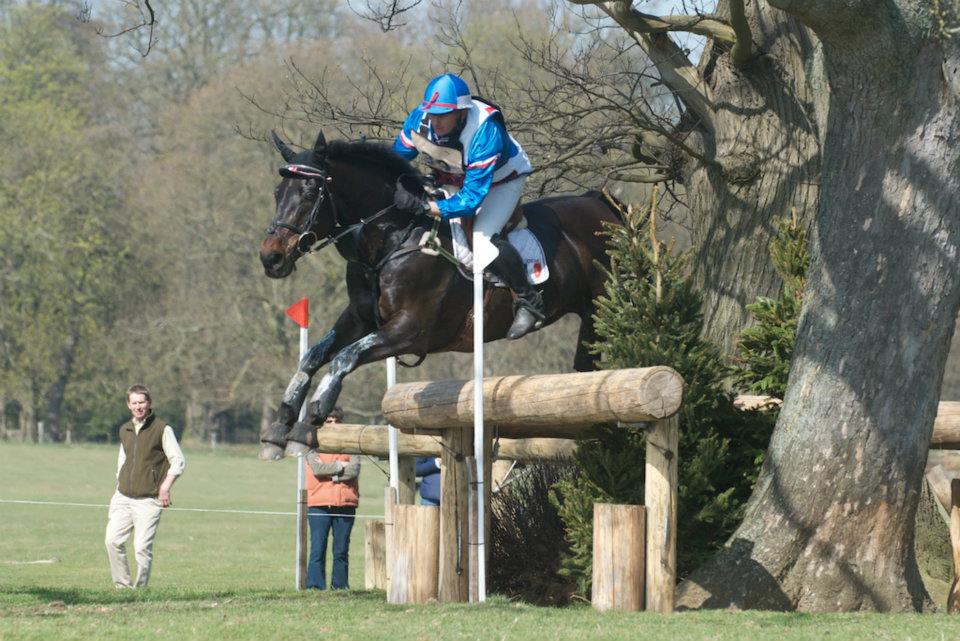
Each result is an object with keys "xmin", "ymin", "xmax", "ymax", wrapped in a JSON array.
[{"xmin": 0, "ymin": 498, "xmax": 382, "ymax": 519}]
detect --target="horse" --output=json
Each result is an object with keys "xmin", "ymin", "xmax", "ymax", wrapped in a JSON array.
[{"xmin": 258, "ymin": 130, "xmax": 623, "ymax": 459}]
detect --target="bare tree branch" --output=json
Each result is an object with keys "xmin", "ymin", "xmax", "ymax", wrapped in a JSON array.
[
  {"xmin": 346, "ymin": 0, "xmax": 425, "ymax": 32},
  {"xmin": 728, "ymin": 0, "xmax": 755, "ymax": 66},
  {"xmin": 79, "ymin": 0, "xmax": 157, "ymax": 57},
  {"xmin": 567, "ymin": 0, "xmax": 735, "ymax": 42}
]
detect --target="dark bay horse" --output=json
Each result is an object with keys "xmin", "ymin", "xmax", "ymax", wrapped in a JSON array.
[{"xmin": 258, "ymin": 130, "xmax": 623, "ymax": 459}]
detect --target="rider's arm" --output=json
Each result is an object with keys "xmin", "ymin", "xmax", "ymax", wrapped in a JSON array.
[
  {"xmin": 435, "ymin": 119, "xmax": 504, "ymax": 220},
  {"xmin": 393, "ymin": 108, "xmax": 423, "ymax": 162}
]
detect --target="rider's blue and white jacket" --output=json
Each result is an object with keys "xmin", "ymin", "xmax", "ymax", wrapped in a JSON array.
[{"xmin": 393, "ymin": 98, "xmax": 532, "ymax": 220}]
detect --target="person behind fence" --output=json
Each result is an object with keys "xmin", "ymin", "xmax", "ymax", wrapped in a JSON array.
[
  {"xmin": 416, "ymin": 456, "xmax": 441, "ymax": 507},
  {"xmin": 392, "ymin": 72, "xmax": 542, "ymax": 340},
  {"xmin": 104, "ymin": 384, "xmax": 185, "ymax": 589},
  {"xmin": 305, "ymin": 406, "xmax": 360, "ymax": 590}
]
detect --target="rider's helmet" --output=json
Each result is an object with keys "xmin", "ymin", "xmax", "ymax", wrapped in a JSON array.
[{"xmin": 420, "ymin": 73, "xmax": 472, "ymax": 114}]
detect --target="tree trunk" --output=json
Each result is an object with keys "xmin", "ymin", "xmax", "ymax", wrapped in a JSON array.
[
  {"xmin": 184, "ymin": 389, "xmax": 213, "ymax": 444},
  {"xmin": 686, "ymin": 1, "xmax": 823, "ymax": 355},
  {"xmin": 44, "ymin": 320, "xmax": 80, "ymax": 442},
  {"xmin": 20, "ymin": 392, "xmax": 36, "ymax": 443},
  {"xmin": 679, "ymin": 3, "xmax": 960, "ymax": 612}
]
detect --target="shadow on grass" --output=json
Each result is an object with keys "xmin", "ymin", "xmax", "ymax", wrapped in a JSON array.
[{"xmin": 2, "ymin": 586, "xmax": 387, "ymax": 608}]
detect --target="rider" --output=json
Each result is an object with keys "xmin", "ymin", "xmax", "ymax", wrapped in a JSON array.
[{"xmin": 392, "ymin": 73, "xmax": 543, "ymax": 340}]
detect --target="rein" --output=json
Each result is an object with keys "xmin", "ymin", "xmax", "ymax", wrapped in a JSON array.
[{"xmin": 267, "ymin": 162, "xmax": 399, "ymax": 257}]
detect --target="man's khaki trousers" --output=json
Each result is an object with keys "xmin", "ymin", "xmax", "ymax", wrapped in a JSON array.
[{"xmin": 104, "ymin": 491, "xmax": 164, "ymax": 588}]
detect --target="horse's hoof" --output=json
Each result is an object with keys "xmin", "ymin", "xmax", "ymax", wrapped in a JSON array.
[
  {"xmin": 284, "ymin": 440, "xmax": 311, "ymax": 457},
  {"xmin": 287, "ymin": 420, "xmax": 319, "ymax": 448},
  {"xmin": 261, "ymin": 421, "xmax": 291, "ymax": 447},
  {"xmin": 258, "ymin": 443, "xmax": 285, "ymax": 461}
]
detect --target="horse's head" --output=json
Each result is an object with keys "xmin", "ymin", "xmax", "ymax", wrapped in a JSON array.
[{"xmin": 260, "ymin": 130, "xmax": 337, "ymax": 279}]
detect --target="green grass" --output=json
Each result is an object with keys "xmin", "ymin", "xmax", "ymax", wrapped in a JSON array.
[{"xmin": 3, "ymin": 442, "xmax": 960, "ymax": 641}]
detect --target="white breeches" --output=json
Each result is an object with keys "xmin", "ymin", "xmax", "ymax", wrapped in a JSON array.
[{"xmin": 447, "ymin": 175, "xmax": 527, "ymax": 270}]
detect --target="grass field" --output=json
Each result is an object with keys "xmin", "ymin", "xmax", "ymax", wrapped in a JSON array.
[{"xmin": 3, "ymin": 442, "xmax": 960, "ymax": 641}]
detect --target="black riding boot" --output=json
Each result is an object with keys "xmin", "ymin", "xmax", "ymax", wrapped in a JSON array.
[{"xmin": 487, "ymin": 236, "xmax": 545, "ymax": 340}]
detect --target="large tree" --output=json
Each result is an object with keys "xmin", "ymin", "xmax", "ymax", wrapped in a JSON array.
[{"xmin": 674, "ymin": 0, "xmax": 960, "ymax": 612}]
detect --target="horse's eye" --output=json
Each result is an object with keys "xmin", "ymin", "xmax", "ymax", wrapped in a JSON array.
[{"xmin": 303, "ymin": 186, "xmax": 320, "ymax": 200}]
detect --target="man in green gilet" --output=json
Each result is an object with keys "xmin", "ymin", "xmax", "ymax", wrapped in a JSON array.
[{"xmin": 104, "ymin": 384, "xmax": 185, "ymax": 588}]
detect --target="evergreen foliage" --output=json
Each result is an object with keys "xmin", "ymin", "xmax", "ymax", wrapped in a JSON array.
[
  {"xmin": 553, "ymin": 194, "xmax": 772, "ymax": 595},
  {"xmin": 732, "ymin": 213, "xmax": 809, "ymax": 398},
  {"xmin": 489, "ymin": 463, "xmax": 578, "ymax": 605}
]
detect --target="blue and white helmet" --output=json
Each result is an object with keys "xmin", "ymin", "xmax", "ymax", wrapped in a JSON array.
[{"xmin": 420, "ymin": 73, "xmax": 472, "ymax": 114}]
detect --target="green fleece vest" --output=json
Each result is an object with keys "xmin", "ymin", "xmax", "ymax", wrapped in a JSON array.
[{"xmin": 118, "ymin": 413, "xmax": 171, "ymax": 498}]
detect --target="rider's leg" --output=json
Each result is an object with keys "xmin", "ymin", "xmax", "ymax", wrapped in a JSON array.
[
  {"xmin": 473, "ymin": 177, "xmax": 544, "ymax": 340},
  {"xmin": 486, "ymin": 236, "xmax": 545, "ymax": 339}
]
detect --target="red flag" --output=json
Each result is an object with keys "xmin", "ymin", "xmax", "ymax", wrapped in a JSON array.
[{"xmin": 285, "ymin": 297, "xmax": 309, "ymax": 328}]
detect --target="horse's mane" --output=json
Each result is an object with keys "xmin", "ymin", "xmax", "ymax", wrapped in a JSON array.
[{"xmin": 325, "ymin": 139, "xmax": 420, "ymax": 181}]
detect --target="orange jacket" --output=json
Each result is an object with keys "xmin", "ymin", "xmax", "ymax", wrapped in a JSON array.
[{"xmin": 305, "ymin": 452, "xmax": 360, "ymax": 507}]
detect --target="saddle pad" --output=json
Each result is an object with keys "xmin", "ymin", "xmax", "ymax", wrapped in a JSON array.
[{"xmin": 449, "ymin": 220, "xmax": 549, "ymax": 285}]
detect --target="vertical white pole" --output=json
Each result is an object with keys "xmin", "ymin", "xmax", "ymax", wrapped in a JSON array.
[
  {"xmin": 387, "ymin": 357, "xmax": 399, "ymax": 500},
  {"xmin": 295, "ymin": 324, "xmax": 308, "ymax": 591},
  {"xmin": 472, "ymin": 231, "xmax": 486, "ymax": 602}
]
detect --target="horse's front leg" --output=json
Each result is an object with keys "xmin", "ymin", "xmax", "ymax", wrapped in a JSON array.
[
  {"xmin": 260, "ymin": 311, "xmax": 371, "ymax": 459},
  {"xmin": 258, "ymin": 329, "xmax": 338, "ymax": 459},
  {"xmin": 283, "ymin": 324, "xmax": 419, "ymax": 456}
]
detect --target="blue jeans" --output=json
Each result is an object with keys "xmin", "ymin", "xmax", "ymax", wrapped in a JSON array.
[{"xmin": 307, "ymin": 506, "xmax": 356, "ymax": 589}]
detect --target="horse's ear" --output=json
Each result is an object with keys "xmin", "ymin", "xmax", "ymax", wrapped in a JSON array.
[
  {"xmin": 313, "ymin": 130, "xmax": 327, "ymax": 155},
  {"xmin": 271, "ymin": 130, "xmax": 296, "ymax": 163}
]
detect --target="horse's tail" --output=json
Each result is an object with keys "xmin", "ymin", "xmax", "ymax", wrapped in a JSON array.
[{"xmin": 584, "ymin": 188, "xmax": 628, "ymax": 225}]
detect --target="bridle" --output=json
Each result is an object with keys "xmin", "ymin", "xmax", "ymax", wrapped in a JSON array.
[
  {"xmin": 265, "ymin": 163, "xmax": 341, "ymax": 255},
  {"xmin": 266, "ymin": 162, "xmax": 400, "ymax": 257}
]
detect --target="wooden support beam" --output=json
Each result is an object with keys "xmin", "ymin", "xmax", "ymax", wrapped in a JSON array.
[
  {"xmin": 438, "ymin": 425, "xmax": 470, "ymax": 602},
  {"xmin": 737, "ymin": 396, "xmax": 960, "ymax": 449},
  {"xmin": 645, "ymin": 415, "xmax": 678, "ymax": 613},
  {"xmin": 387, "ymin": 505, "xmax": 440, "ymax": 604},
  {"xmin": 381, "ymin": 367, "xmax": 683, "ymax": 435},
  {"xmin": 950, "ymin": 479, "xmax": 960, "ymax": 613},
  {"xmin": 364, "ymin": 519, "xmax": 387, "ymax": 590},
  {"xmin": 315, "ymin": 423, "xmax": 577, "ymax": 461},
  {"xmin": 933, "ymin": 402, "xmax": 960, "ymax": 449}
]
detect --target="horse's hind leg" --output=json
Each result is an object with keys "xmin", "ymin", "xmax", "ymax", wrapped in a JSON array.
[
  {"xmin": 573, "ymin": 305, "xmax": 600, "ymax": 372},
  {"xmin": 259, "ymin": 330, "xmax": 337, "ymax": 460}
]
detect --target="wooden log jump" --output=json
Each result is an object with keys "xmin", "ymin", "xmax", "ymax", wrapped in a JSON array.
[
  {"xmin": 736, "ymin": 396, "xmax": 960, "ymax": 448},
  {"xmin": 382, "ymin": 367, "xmax": 683, "ymax": 437},
  {"xmin": 378, "ymin": 366, "xmax": 683, "ymax": 610},
  {"xmin": 315, "ymin": 423, "xmax": 577, "ymax": 461}
]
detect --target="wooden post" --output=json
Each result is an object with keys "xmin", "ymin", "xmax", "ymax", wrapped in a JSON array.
[
  {"xmin": 387, "ymin": 505, "xmax": 440, "ymax": 604},
  {"xmin": 592, "ymin": 504, "xmax": 646, "ymax": 611},
  {"xmin": 466, "ymin": 456, "xmax": 479, "ymax": 603},
  {"xmin": 949, "ymin": 479, "xmax": 960, "ymax": 613},
  {"xmin": 645, "ymin": 415, "xmax": 678, "ymax": 613},
  {"xmin": 438, "ymin": 424, "xmax": 470, "ymax": 602},
  {"xmin": 384, "ymin": 487, "xmax": 397, "ymax": 590},
  {"xmin": 397, "ymin": 456, "xmax": 416, "ymax": 505},
  {"xmin": 298, "ymin": 488, "xmax": 308, "ymax": 590},
  {"xmin": 364, "ymin": 519, "xmax": 387, "ymax": 590}
]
